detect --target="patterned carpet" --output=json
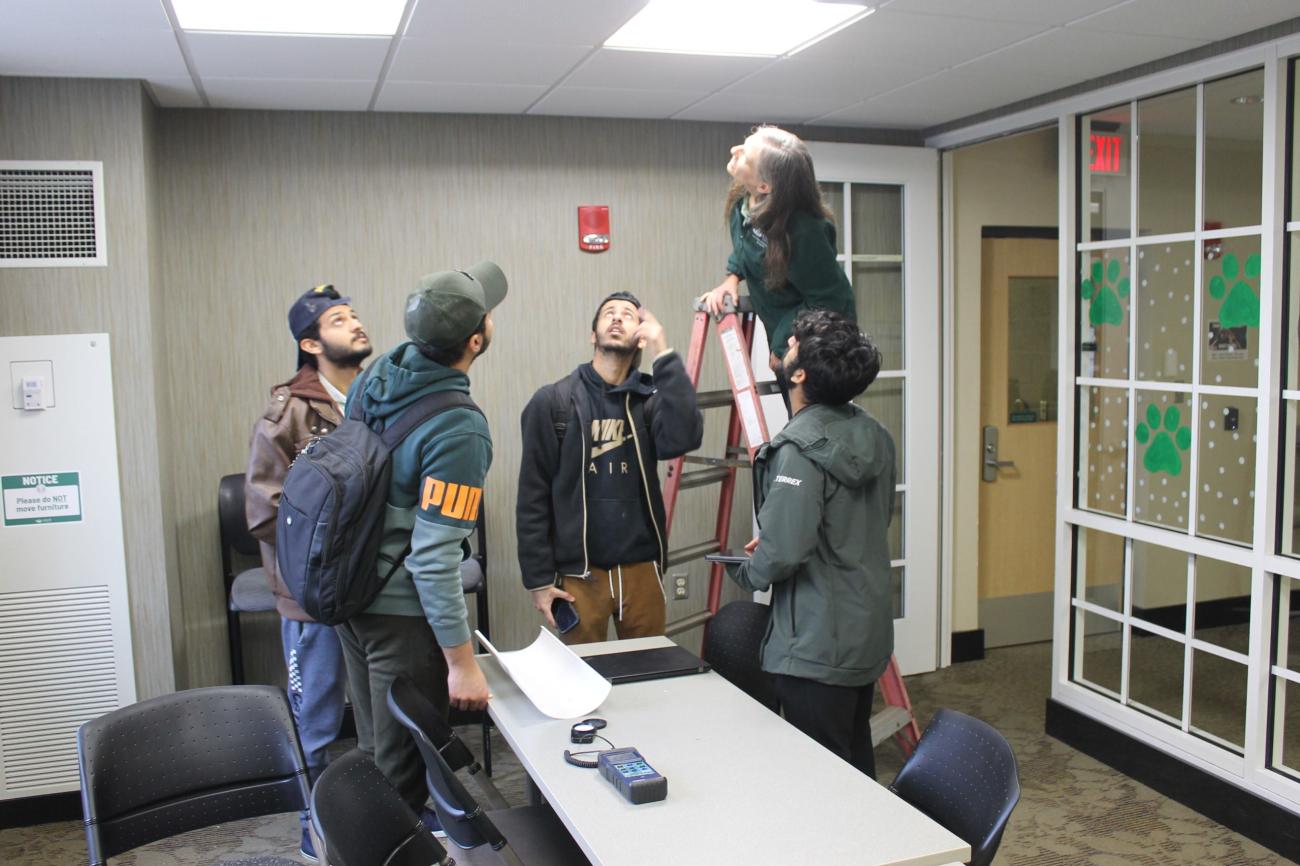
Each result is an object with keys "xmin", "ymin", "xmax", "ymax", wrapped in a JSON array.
[{"xmin": 3, "ymin": 640, "xmax": 1294, "ymax": 865}]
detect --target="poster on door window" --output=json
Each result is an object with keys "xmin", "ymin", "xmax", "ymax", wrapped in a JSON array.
[
  {"xmin": 3, "ymin": 472, "xmax": 82, "ymax": 526},
  {"xmin": 1207, "ymin": 321, "xmax": 1248, "ymax": 361}
]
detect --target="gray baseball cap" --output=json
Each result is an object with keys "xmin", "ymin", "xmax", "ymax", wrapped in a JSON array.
[{"xmin": 405, "ymin": 261, "xmax": 508, "ymax": 351}]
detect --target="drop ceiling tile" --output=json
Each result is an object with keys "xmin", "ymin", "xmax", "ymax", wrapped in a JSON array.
[
  {"xmin": 7, "ymin": 0, "xmax": 173, "ymax": 32},
  {"xmin": 672, "ymin": 89, "xmax": 862, "ymax": 125},
  {"xmin": 1071, "ymin": 0, "xmax": 1300, "ymax": 41},
  {"xmin": 884, "ymin": 0, "xmax": 1126, "ymax": 25},
  {"xmin": 404, "ymin": 0, "xmax": 646, "ymax": 46},
  {"xmin": 528, "ymin": 86, "xmax": 706, "ymax": 119},
  {"xmin": 204, "ymin": 78, "xmax": 376, "ymax": 111},
  {"xmin": 0, "ymin": 27, "xmax": 187, "ymax": 78},
  {"xmin": 147, "ymin": 77, "xmax": 205, "ymax": 108},
  {"xmin": 720, "ymin": 55, "xmax": 924, "ymax": 103},
  {"xmin": 374, "ymin": 81, "xmax": 548, "ymax": 114},
  {"xmin": 388, "ymin": 38, "xmax": 589, "ymax": 85},
  {"xmin": 565, "ymin": 49, "xmax": 769, "ymax": 92},
  {"xmin": 186, "ymin": 33, "xmax": 390, "ymax": 80}
]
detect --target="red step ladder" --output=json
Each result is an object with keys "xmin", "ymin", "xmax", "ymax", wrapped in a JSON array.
[{"xmin": 661, "ymin": 297, "xmax": 922, "ymax": 757}]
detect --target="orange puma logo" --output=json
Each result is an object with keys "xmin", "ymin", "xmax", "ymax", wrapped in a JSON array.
[{"xmin": 420, "ymin": 477, "xmax": 482, "ymax": 521}]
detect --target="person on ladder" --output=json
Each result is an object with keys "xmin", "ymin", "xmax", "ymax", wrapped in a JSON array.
[
  {"xmin": 699, "ymin": 125, "xmax": 856, "ymax": 412},
  {"xmin": 517, "ymin": 292, "xmax": 703, "ymax": 644},
  {"xmin": 724, "ymin": 310, "xmax": 894, "ymax": 780}
]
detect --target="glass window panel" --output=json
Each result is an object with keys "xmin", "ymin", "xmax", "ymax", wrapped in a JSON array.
[
  {"xmin": 1076, "ymin": 386, "xmax": 1129, "ymax": 517},
  {"xmin": 1007, "ymin": 276, "xmax": 1058, "ymax": 422},
  {"xmin": 1193, "ymin": 557, "xmax": 1251, "ymax": 654},
  {"xmin": 1271, "ymin": 677, "xmax": 1300, "ymax": 779},
  {"xmin": 892, "ymin": 566, "xmax": 904, "ymax": 619},
  {"xmin": 1128, "ymin": 625, "xmax": 1185, "ymax": 724},
  {"xmin": 1287, "ymin": 235, "xmax": 1300, "ymax": 391},
  {"xmin": 1279, "ymin": 575, "xmax": 1300, "ymax": 672},
  {"xmin": 854, "ymin": 262, "xmax": 903, "ymax": 370},
  {"xmin": 1079, "ymin": 249, "xmax": 1132, "ymax": 380},
  {"xmin": 1134, "ymin": 242, "xmax": 1195, "ymax": 383},
  {"xmin": 887, "ymin": 492, "xmax": 904, "ymax": 561},
  {"xmin": 1080, "ymin": 104, "xmax": 1132, "ymax": 241},
  {"xmin": 1133, "ymin": 390, "xmax": 1192, "ymax": 531},
  {"xmin": 851, "ymin": 183, "xmax": 902, "ymax": 257},
  {"xmin": 1204, "ymin": 69, "xmax": 1264, "ymax": 230},
  {"xmin": 1075, "ymin": 607, "xmax": 1123, "ymax": 695},
  {"xmin": 1286, "ymin": 402, "xmax": 1300, "ymax": 557},
  {"xmin": 1075, "ymin": 526, "xmax": 1125, "ymax": 611},
  {"xmin": 1131, "ymin": 539, "xmax": 1188, "ymax": 626},
  {"xmin": 1190, "ymin": 651, "xmax": 1246, "ymax": 750},
  {"xmin": 1294, "ymin": 62, "xmax": 1300, "ymax": 222},
  {"xmin": 856, "ymin": 380, "xmax": 903, "ymax": 481},
  {"xmin": 820, "ymin": 182, "xmax": 844, "ymax": 254},
  {"xmin": 1201, "ymin": 235, "xmax": 1261, "ymax": 388},
  {"xmin": 1196, "ymin": 396, "xmax": 1256, "ymax": 545},
  {"xmin": 1137, "ymin": 86, "xmax": 1197, "ymax": 237}
]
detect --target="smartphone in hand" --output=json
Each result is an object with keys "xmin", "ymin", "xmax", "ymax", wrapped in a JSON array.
[{"xmin": 552, "ymin": 598, "xmax": 580, "ymax": 634}]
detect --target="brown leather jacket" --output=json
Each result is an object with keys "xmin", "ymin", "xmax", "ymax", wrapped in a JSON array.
[{"xmin": 245, "ymin": 365, "xmax": 344, "ymax": 621}]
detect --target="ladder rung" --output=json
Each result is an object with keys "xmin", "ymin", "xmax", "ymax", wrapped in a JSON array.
[
  {"xmin": 696, "ymin": 389, "xmax": 735, "ymax": 409},
  {"xmin": 666, "ymin": 540, "xmax": 721, "ymax": 567},
  {"xmin": 664, "ymin": 609, "xmax": 714, "ymax": 636},
  {"xmin": 679, "ymin": 467, "xmax": 731, "ymax": 489},
  {"xmin": 683, "ymin": 455, "xmax": 750, "ymax": 468},
  {"xmin": 869, "ymin": 705, "xmax": 914, "ymax": 747}
]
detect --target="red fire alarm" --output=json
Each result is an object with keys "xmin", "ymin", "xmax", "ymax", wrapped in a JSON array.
[{"xmin": 578, "ymin": 205, "xmax": 610, "ymax": 253}]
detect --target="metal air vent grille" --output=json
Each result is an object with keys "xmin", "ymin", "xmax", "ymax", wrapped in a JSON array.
[{"xmin": 0, "ymin": 161, "xmax": 106, "ymax": 267}]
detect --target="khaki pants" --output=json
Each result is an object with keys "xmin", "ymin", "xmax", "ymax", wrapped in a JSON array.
[{"xmin": 558, "ymin": 561, "xmax": 666, "ymax": 645}]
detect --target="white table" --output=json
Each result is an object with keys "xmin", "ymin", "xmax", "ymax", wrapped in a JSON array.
[{"xmin": 480, "ymin": 636, "xmax": 971, "ymax": 866}]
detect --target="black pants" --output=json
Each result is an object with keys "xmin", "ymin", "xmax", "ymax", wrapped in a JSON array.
[
  {"xmin": 336, "ymin": 613, "xmax": 448, "ymax": 811},
  {"xmin": 773, "ymin": 674, "xmax": 877, "ymax": 780}
]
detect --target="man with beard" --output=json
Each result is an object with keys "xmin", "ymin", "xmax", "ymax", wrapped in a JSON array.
[
  {"xmin": 339, "ymin": 263, "xmax": 503, "ymax": 823},
  {"xmin": 245, "ymin": 283, "xmax": 371, "ymax": 860},
  {"xmin": 517, "ymin": 291, "xmax": 703, "ymax": 644}
]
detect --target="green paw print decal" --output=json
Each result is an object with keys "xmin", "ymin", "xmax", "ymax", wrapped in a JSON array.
[
  {"xmin": 1208, "ymin": 252, "xmax": 1260, "ymax": 329},
  {"xmin": 1135, "ymin": 404, "xmax": 1191, "ymax": 477},
  {"xmin": 1081, "ymin": 258, "xmax": 1130, "ymax": 327}
]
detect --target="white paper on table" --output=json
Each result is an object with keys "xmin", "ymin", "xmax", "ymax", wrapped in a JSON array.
[{"xmin": 476, "ymin": 627, "xmax": 611, "ymax": 719}]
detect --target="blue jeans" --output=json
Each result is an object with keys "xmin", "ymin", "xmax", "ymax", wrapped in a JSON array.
[{"xmin": 281, "ymin": 618, "xmax": 346, "ymax": 829}]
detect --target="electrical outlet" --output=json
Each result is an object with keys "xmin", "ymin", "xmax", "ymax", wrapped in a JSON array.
[{"xmin": 673, "ymin": 574, "xmax": 688, "ymax": 600}]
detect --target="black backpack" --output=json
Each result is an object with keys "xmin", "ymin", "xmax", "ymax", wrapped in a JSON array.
[{"xmin": 276, "ymin": 378, "xmax": 482, "ymax": 625}]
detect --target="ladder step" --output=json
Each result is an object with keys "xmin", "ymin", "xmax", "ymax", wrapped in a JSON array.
[
  {"xmin": 696, "ymin": 389, "xmax": 736, "ymax": 409},
  {"xmin": 666, "ymin": 540, "xmax": 721, "ymax": 567},
  {"xmin": 869, "ymin": 705, "xmax": 915, "ymax": 747},
  {"xmin": 683, "ymin": 455, "xmax": 750, "ymax": 468},
  {"xmin": 679, "ymin": 467, "xmax": 731, "ymax": 489}
]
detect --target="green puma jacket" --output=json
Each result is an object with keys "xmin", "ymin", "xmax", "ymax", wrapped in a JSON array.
[{"xmin": 728, "ymin": 401, "xmax": 896, "ymax": 687}]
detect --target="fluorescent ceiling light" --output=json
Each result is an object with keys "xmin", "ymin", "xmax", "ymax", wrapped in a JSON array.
[
  {"xmin": 171, "ymin": 0, "xmax": 407, "ymax": 36},
  {"xmin": 604, "ymin": 0, "xmax": 873, "ymax": 58}
]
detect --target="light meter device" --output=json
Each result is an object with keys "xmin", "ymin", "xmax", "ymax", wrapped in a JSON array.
[{"xmin": 597, "ymin": 748, "xmax": 667, "ymax": 804}]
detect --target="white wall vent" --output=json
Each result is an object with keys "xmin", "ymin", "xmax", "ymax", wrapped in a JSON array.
[{"xmin": 0, "ymin": 161, "xmax": 107, "ymax": 268}]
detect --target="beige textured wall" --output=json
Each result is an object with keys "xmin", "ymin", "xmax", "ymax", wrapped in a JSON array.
[
  {"xmin": 0, "ymin": 77, "xmax": 177, "ymax": 699},
  {"xmin": 151, "ymin": 110, "xmax": 780, "ymax": 687},
  {"xmin": 948, "ymin": 128, "xmax": 1060, "ymax": 633}
]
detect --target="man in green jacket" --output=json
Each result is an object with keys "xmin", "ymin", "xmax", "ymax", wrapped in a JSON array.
[{"xmin": 728, "ymin": 309, "xmax": 895, "ymax": 779}]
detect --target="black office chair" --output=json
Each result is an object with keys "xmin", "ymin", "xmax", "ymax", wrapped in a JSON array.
[
  {"xmin": 77, "ymin": 685, "xmax": 310, "ymax": 866},
  {"xmin": 701, "ymin": 600, "xmax": 779, "ymax": 711},
  {"xmin": 455, "ymin": 501, "xmax": 495, "ymax": 774},
  {"xmin": 889, "ymin": 708, "xmax": 1021, "ymax": 866},
  {"xmin": 311, "ymin": 749, "xmax": 453, "ymax": 866},
  {"xmin": 387, "ymin": 678, "xmax": 591, "ymax": 866},
  {"xmin": 219, "ymin": 473, "xmax": 277, "ymax": 684}
]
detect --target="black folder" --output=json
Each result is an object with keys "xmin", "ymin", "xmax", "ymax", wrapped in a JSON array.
[{"xmin": 581, "ymin": 645, "xmax": 711, "ymax": 685}]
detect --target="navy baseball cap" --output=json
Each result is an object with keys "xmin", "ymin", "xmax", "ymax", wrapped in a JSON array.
[{"xmin": 289, "ymin": 284, "xmax": 352, "ymax": 368}]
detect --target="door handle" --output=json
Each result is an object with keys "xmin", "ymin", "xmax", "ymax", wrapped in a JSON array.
[{"xmin": 982, "ymin": 425, "xmax": 1016, "ymax": 482}]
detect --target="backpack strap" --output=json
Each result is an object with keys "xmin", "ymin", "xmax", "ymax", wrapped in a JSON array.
[
  {"xmin": 378, "ymin": 390, "xmax": 483, "ymax": 449},
  {"xmin": 549, "ymin": 375, "xmax": 573, "ymax": 444}
]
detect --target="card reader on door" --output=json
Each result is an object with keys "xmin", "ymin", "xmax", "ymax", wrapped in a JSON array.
[{"xmin": 597, "ymin": 748, "xmax": 667, "ymax": 804}]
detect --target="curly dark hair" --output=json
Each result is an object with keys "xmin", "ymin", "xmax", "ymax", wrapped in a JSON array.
[{"xmin": 787, "ymin": 310, "xmax": 881, "ymax": 406}]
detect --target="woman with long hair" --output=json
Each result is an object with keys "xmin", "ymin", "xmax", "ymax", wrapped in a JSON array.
[{"xmin": 700, "ymin": 125, "xmax": 856, "ymax": 373}]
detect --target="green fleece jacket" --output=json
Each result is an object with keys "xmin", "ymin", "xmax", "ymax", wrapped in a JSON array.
[
  {"xmin": 348, "ymin": 342, "xmax": 490, "ymax": 648},
  {"xmin": 729, "ymin": 401, "xmax": 895, "ymax": 687},
  {"xmin": 725, "ymin": 202, "xmax": 856, "ymax": 356}
]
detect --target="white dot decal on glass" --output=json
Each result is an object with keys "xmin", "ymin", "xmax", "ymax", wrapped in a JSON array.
[
  {"xmin": 1161, "ymin": 477, "xmax": 1167, "ymax": 486},
  {"xmin": 1215, "ymin": 375, "xmax": 1223, "ymax": 383},
  {"xmin": 1202, "ymin": 401, "xmax": 1209, "ymax": 410},
  {"xmin": 1181, "ymin": 317, "xmax": 1188, "ymax": 325},
  {"xmin": 1165, "ymin": 246, "xmax": 1172, "ymax": 253},
  {"xmin": 1091, "ymin": 422, "xmax": 1097, "ymax": 429},
  {"xmin": 1184, "ymin": 295, "xmax": 1190, "ymax": 302},
  {"xmin": 1155, "ymin": 264, "xmax": 1161, "ymax": 272},
  {"xmin": 1219, "ymin": 467, "xmax": 1225, "ymax": 474},
  {"xmin": 1209, "ymin": 420, "xmax": 1216, "ymax": 429},
  {"xmin": 1140, "ymin": 251, "xmax": 1146, "ymax": 259},
  {"xmin": 1232, "ymin": 432, "xmax": 1239, "ymax": 441},
  {"xmin": 1181, "ymin": 491, "xmax": 1187, "ymax": 498},
  {"xmin": 1219, "ymin": 522, "xmax": 1225, "ymax": 531},
  {"xmin": 1232, "ymin": 498, "xmax": 1239, "ymax": 506},
  {"xmin": 1184, "ymin": 260, "xmax": 1191, "ymax": 267},
  {"xmin": 1160, "ymin": 326, "xmax": 1167, "ymax": 333},
  {"xmin": 1203, "ymin": 484, "xmax": 1210, "ymax": 492},
  {"xmin": 1140, "ymin": 479, "xmax": 1146, "ymax": 486},
  {"xmin": 1122, "ymin": 420, "xmax": 1128, "ymax": 426},
  {"xmin": 1222, "ymin": 407, "xmax": 1230, "ymax": 416},
  {"xmin": 1095, "ymin": 492, "xmax": 1101, "ymax": 500},
  {"xmin": 1144, "ymin": 342, "xmax": 1151, "ymax": 350},
  {"xmin": 1216, "ymin": 491, "xmax": 1223, "ymax": 499},
  {"xmin": 1168, "ymin": 291, "xmax": 1175, "ymax": 299},
  {"xmin": 1209, "ymin": 441, "xmax": 1215, "ymax": 449},
  {"xmin": 1250, "ymin": 491, "xmax": 1255, "ymax": 498},
  {"xmin": 1142, "ymin": 279, "xmax": 1150, "ymax": 288},
  {"xmin": 1162, "ymin": 496, "xmax": 1168, "ymax": 503},
  {"xmin": 1178, "ymin": 515, "xmax": 1184, "ymax": 524},
  {"xmin": 1105, "ymin": 419, "xmax": 1110, "ymax": 428},
  {"xmin": 1110, "ymin": 494, "xmax": 1117, "ymax": 502},
  {"xmin": 1172, "ymin": 268, "xmax": 1179, "ymax": 275},
  {"xmin": 1200, "ymin": 514, "xmax": 1206, "ymax": 522},
  {"xmin": 1238, "ymin": 457, "xmax": 1246, "ymax": 465}
]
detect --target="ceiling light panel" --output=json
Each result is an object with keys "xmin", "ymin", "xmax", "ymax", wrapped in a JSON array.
[
  {"xmin": 171, "ymin": 0, "xmax": 407, "ymax": 36},
  {"xmin": 604, "ymin": 0, "xmax": 873, "ymax": 57}
]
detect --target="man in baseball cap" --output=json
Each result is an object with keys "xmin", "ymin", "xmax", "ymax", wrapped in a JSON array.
[{"xmin": 337, "ymin": 262, "xmax": 506, "ymax": 823}]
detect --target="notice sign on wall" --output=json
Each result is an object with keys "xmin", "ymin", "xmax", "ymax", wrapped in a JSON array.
[{"xmin": 3, "ymin": 473, "xmax": 82, "ymax": 526}]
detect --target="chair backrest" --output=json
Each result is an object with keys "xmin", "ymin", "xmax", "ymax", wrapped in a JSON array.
[
  {"xmin": 701, "ymin": 600, "xmax": 778, "ymax": 711},
  {"xmin": 312, "ymin": 749, "xmax": 451, "ymax": 866},
  {"xmin": 386, "ymin": 677, "xmax": 506, "ymax": 852},
  {"xmin": 889, "ymin": 708, "xmax": 1021, "ymax": 866},
  {"xmin": 77, "ymin": 685, "xmax": 310, "ymax": 865},
  {"xmin": 219, "ymin": 473, "xmax": 260, "ymax": 567}
]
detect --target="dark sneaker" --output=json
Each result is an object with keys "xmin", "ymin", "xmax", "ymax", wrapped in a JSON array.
[
  {"xmin": 300, "ymin": 828, "xmax": 319, "ymax": 862},
  {"xmin": 419, "ymin": 807, "xmax": 448, "ymax": 839}
]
